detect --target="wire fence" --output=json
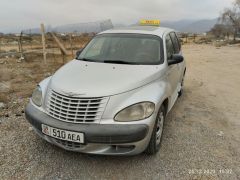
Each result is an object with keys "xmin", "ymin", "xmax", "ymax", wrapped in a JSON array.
[
  {"xmin": 0, "ymin": 19, "xmax": 113, "ymax": 62},
  {"xmin": 0, "ymin": 20, "xmax": 213, "ymax": 62}
]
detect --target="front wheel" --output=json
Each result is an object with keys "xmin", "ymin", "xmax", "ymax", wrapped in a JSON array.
[
  {"xmin": 178, "ymin": 70, "xmax": 186, "ymax": 97},
  {"xmin": 145, "ymin": 105, "xmax": 166, "ymax": 155}
]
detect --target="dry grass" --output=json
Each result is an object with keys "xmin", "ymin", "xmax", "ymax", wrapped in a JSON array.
[
  {"xmin": 0, "ymin": 69, "xmax": 14, "ymax": 81},
  {"xmin": 0, "ymin": 56, "xmax": 65, "ymax": 116},
  {"xmin": 0, "ymin": 56, "xmax": 64, "ymax": 104},
  {"xmin": 0, "ymin": 34, "xmax": 90, "ymax": 117},
  {"xmin": 0, "ymin": 93, "xmax": 8, "ymax": 103},
  {"xmin": 9, "ymin": 83, "xmax": 34, "ymax": 98}
]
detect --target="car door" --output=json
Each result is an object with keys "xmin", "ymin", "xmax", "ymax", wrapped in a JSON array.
[
  {"xmin": 170, "ymin": 32, "xmax": 183, "ymax": 82},
  {"xmin": 165, "ymin": 33, "xmax": 180, "ymax": 107}
]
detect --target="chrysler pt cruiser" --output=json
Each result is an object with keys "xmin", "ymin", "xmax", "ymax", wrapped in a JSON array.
[{"xmin": 25, "ymin": 25, "xmax": 186, "ymax": 155}]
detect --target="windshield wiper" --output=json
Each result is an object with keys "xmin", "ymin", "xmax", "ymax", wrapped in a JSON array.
[
  {"xmin": 77, "ymin": 58, "xmax": 97, "ymax": 62},
  {"xmin": 104, "ymin": 60, "xmax": 136, "ymax": 64},
  {"xmin": 77, "ymin": 58, "xmax": 136, "ymax": 64}
]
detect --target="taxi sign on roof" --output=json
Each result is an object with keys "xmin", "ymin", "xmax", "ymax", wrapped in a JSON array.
[{"xmin": 140, "ymin": 20, "xmax": 160, "ymax": 26}]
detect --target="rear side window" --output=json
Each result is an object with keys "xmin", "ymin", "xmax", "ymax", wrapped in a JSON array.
[
  {"xmin": 165, "ymin": 34, "xmax": 175, "ymax": 60},
  {"xmin": 170, "ymin": 32, "xmax": 180, "ymax": 54},
  {"xmin": 176, "ymin": 33, "xmax": 181, "ymax": 50}
]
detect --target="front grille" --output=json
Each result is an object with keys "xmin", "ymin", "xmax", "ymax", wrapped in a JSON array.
[
  {"xmin": 54, "ymin": 138, "xmax": 83, "ymax": 149},
  {"xmin": 46, "ymin": 90, "xmax": 108, "ymax": 123}
]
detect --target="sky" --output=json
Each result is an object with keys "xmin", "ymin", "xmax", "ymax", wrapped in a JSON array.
[{"xmin": 0, "ymin": 0, "xmax": 235, "ymax": 33}]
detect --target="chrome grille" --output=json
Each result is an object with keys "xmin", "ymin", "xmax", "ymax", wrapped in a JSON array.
[
  {"xmin": 46, "ymin": 90, "xmax": 108, "ymax": 123},
  {"xmin": 54, "ymin": 138, "xmax": 83, "ymax": 149}
]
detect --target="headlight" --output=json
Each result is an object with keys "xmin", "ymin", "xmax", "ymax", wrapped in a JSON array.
[
  {"xmin": 31, "ymin": 86, "xmax": 42, "ymax": 106},
  {"xmin": 114, "ymin": 102, "xmax": 155, "ymax": 122}
]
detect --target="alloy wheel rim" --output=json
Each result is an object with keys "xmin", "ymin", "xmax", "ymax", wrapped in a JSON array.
[{"xmin": 156, "ymin": 112, "xmax": 164, "ymax": 145}]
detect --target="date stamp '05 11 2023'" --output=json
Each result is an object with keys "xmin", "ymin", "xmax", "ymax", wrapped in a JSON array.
[{"xmin": 188, "ymin": 169, "xmax": 233, "ymax": 175}]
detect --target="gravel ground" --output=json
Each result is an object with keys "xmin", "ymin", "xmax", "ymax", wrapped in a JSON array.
[{"xmin": 0, "ymin": 44, "xmax": 240, "ymax": 179}]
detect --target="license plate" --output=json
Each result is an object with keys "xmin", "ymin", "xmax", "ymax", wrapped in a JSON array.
[{"xmin": 41, "ymin": 124, "xmax": 84, "ymax": 143}]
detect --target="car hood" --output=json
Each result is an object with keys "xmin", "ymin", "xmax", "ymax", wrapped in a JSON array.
[{"xmin": 50, "ymin": 60, "xmax": 164, "ymax": 97}]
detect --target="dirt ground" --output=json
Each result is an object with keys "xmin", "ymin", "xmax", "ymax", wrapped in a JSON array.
[{"xmin": 0, "ymin": 44, "xmax": 240, "ymax": 179}]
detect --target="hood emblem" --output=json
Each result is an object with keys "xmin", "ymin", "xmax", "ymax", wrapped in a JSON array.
[{"xmin": 62, "ymin": 91, "xmax": 86, "ymax": 97}]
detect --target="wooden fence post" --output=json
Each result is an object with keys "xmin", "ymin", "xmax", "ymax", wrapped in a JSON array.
[
  {"xmin": 29, "ymin": 29, "xmax": 33, "ymax": 50},
  {"xmin": 50, "ymin": 32, "xmax": 68, "ymax": 64},
  {"xmin": 69, "ymin": 34, "xmax": 74, "ymax": 58},
  {"xmin": 0, "ymin": 36, "xmax": 1, "ymax": 52},
  {"xmin": 18, "ymin": 32, "xmax": 24, "ymax": 59},
  {"xmin": 40, "ymin": 23, "xmax": 47, "ymax": 64}
]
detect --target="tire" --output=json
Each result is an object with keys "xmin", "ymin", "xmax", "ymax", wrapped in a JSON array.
[
  {"xmin": 178, "ymin": 70, "xmax": 186, "ymax": 97},
  {"xmin": 178, "ymin": 87, "xmax": 183, "ymax": 97},
  {"xmin": 146, "ymin": 105, "xmax": 166, "ymax": 155}
]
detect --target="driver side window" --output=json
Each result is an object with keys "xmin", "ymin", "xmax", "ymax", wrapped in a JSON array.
[{"xmin": 165, "ymin": 34, "xmax": 174, "ymax": 60}]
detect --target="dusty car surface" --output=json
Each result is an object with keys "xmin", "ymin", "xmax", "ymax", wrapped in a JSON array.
[{"xmin": 25, "ymin": 25, "xmax": 186, "ymax": 155}]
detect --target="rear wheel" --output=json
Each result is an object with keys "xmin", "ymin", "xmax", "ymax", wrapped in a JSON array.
[{"xmin": 146, "ymin": 105, "xmax": 166, "ymax": 155}]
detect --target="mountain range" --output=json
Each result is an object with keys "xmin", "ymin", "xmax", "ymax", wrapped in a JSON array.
[
  {"xmin": 160, "ymin": 18, "xmax": 218, "ymax": 33},
  {"xmin": 14, "ymin": 18, "xmax": 218, "ymax": 34}
]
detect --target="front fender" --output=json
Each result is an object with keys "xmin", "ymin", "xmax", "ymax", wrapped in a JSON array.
[
  {"xmin": 38, "ymin": 76, "xmax": 52, "ymax": 102},
  {"xmin": 102, "ymin": 80, "xmax": 170, "ymax": 121}
]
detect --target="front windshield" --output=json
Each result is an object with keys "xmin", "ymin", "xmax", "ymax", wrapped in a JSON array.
[{"xmin": 77, "ymin": 33, "xmax": 163, "ymax": 65}]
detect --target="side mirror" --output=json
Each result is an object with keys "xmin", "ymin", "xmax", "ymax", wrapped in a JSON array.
[
  {"xmin": 168, "ymin": 54, "xmax": 184, "ymax": 65},
  {"xmin": 75, "ymin": 49, "xmax": 83, "ymax": 58}
]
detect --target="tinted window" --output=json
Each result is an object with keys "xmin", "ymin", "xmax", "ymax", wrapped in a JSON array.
[
  {"xmin": 176, "ymin": 33, "xmax": 181, "ymax": 50},
  {"xmin": 78, "ymin": 34, "xmax": 163, "ymax": 65},
  {"xmin": 170, "ymin": 32, "xmax": 180, "ymax": 53},
  {"xmin": 83, "ymin": 37, "xmax": 105, "ymax": 57},
  {"xmin": 165, "ymin": 34, "xmax": 175, "ymax": 60}
]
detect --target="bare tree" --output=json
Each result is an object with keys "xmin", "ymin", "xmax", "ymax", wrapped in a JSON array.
[
  {"xmin": 210, "ymin": 24, "xmax": 234, "ymax": 39},
  {"xmin": 210, "ymin": 24, "xmax": 225, "ymax": 38},
  {"xmin": 220, "ymin": 0, "xmax": 240, "ymax": 41}
]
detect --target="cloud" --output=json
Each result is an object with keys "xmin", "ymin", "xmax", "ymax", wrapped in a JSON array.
[{"xmin": 0, "ymin": 0, "xmax": 234, "ymax": 33}]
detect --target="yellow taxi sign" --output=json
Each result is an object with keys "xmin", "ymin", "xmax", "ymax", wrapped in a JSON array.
[{"xmin": 140, "ymin": 19, "xmax": 160, "ymax": 26}]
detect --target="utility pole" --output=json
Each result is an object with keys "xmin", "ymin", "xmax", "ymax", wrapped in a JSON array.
[{"xmin": 40, "ymin": 23, "xmax": 47, "ymax": 64}]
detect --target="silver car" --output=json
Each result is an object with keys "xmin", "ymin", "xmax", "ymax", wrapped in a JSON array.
[{"xmin": 25, "ymin": 26, "xmax": 186, "ymax": 155}]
